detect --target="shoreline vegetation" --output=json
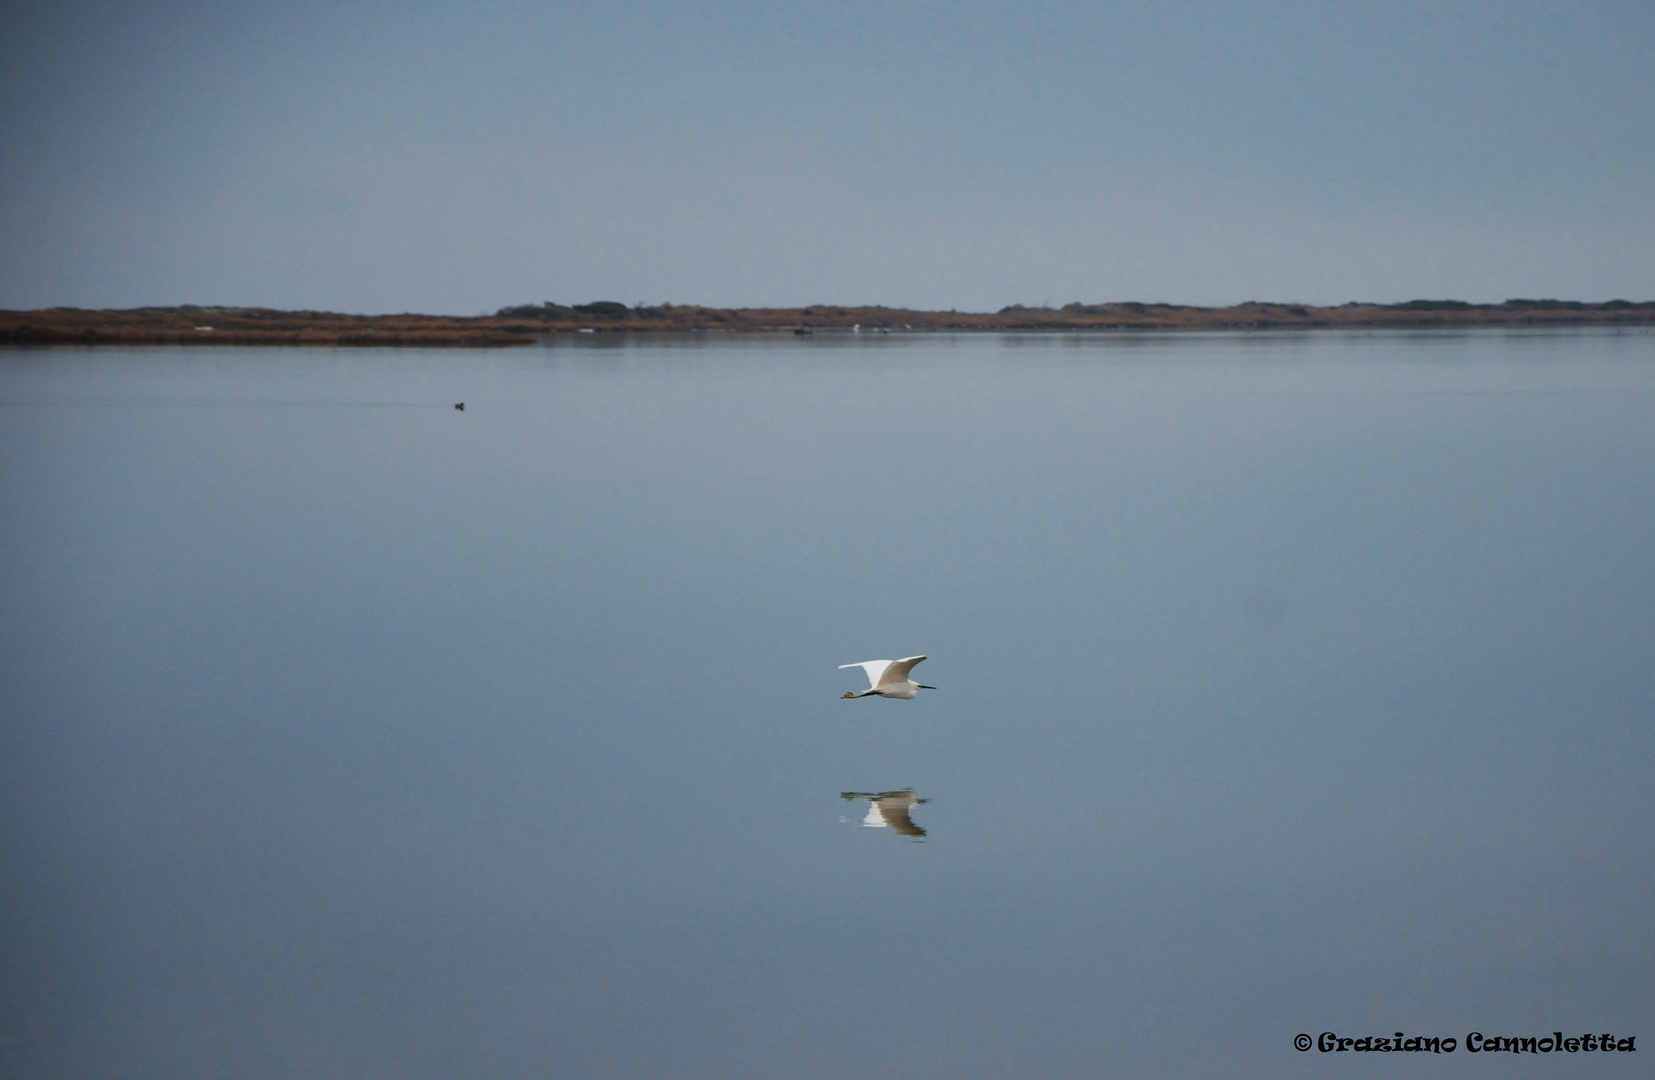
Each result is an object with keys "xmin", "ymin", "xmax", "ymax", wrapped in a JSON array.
[{"xmin": 3, "ymin": 298, "xmax": 1653, "ymax": 347}]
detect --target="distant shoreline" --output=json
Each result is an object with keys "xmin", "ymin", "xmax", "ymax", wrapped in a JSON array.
[{"xmin": 4, "ymin": 299, "xmax": 1653, "ymax": 347}]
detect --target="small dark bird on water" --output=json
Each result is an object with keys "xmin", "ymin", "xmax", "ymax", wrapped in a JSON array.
[{"xmin": 454, "ymin": 402, "xmax": 464, "ymax": 410}]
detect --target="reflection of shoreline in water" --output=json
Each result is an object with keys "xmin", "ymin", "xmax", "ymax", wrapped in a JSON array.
[{"xmin": 840, "ymin": 789, "xmax": 929, "ymax": 838}]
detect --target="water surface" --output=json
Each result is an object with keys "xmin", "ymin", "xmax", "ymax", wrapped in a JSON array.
[{"xmin": 3, "ymin": 330, "xmax": 1652, "ymax": 1077}]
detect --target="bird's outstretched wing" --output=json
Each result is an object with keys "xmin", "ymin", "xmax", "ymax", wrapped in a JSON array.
[
  {"xmin": 839, "ymin": 660, "xmax": 892, "ymax": 689},
  {"xmin": 878, "ymin": 655, "xmax": 927, "ymax": 687},
  {"xmin": 875, "ymin": 794, "xmax": 927, "ymax": 837}
]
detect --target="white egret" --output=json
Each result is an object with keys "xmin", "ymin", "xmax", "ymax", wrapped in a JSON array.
[
  {"xmin": 840, "ymin": 789, "xmax": 929, "ymax": 837},
  {"xmin": 839, "ymin": 655, "xmax": 935, "ymax": 699}
]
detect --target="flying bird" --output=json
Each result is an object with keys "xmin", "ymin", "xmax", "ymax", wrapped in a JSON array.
[
  {"xmin": 841, "ymin": 789, "xmax": 930, "ymax": 837},
  {"xmin": 839, "ymin": 655, "xmax": 935, "ymax": 699}
]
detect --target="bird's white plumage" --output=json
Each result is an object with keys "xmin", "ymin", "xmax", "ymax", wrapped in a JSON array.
[
  {"xmin": 838, "ymin": 655, "xmax": 930, "ymax": 699},
  {"xmin": 840, "ymin": 659, "xmax": 895, "ymax": 688},
  {"xmin": 880, "ymin": 656, "xmax": 927, "ymax": 686},
  {"xmin": 843, "ymin": 789, "xmax": 929, "ymax": 836}
]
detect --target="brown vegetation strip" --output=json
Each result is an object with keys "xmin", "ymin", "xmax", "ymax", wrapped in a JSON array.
[{"xmin": 3, "ymin": 300, "xmax": 1653, "ymax": 346}]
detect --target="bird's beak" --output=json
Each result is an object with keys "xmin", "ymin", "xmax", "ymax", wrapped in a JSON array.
[{"xmin": 840, "ymin": 691, "xmax": 858, "ymax": 699}]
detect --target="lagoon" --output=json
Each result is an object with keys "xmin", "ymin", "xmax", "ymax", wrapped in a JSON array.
[{"xmin": 3, "ymin": 329, "xmax": 1652, "ymax": 1078}]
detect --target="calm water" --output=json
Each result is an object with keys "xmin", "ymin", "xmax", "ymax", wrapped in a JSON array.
[{"xmin": 3, "ymin": 330, "xmax": 1652, "ymax": 1078}]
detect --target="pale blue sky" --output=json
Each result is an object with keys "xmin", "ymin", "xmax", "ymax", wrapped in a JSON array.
[{"xmin": 2, "ymin": 0, "xmax": 1651, "ymax": 311}]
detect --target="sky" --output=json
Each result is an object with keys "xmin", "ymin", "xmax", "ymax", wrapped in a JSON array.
[{"xmin": 1, "ymin": 0, "xmax": 1652, "ymax": 312}]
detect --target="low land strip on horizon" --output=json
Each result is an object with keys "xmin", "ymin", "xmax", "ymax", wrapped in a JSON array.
[{"xmin": 3, "ymin": 298, "xmax": 1653, "ymax": 347}]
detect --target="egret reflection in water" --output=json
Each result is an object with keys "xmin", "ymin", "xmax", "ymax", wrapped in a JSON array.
[{"xmin": 840, "ymin": 789, "xmax": 930, "ymax": 838}]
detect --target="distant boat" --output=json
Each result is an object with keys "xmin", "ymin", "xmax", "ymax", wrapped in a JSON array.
[{"xmin": 794, "ymin": 327, "xmax": 812, "ymax": 336}]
